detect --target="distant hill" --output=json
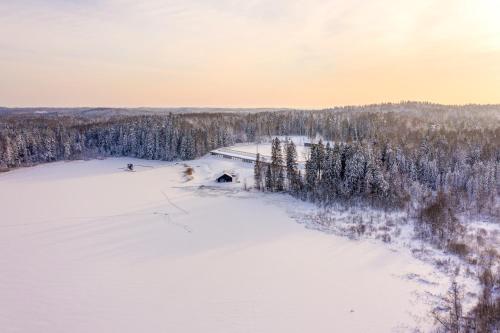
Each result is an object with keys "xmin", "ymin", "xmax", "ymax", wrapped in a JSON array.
[{"xmin": 0, "ymin": 106, "xmax": 292, "ymax": 117}]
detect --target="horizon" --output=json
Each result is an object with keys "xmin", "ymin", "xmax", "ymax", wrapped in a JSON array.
[
  {"xmin": 1, "ymin": 1, "xmax": 500, "ymax": 107},
  {"xmin": 2, "ymin": 100, "xmax": 500, "ymax": 111}
]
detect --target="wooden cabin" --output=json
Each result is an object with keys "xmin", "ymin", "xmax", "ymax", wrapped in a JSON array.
[{"xmin": 216, "ymin": 173, "xmax": 233, "ymax": 183}]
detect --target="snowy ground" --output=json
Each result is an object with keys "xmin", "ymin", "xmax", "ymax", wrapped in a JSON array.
[{"xmin": 0, "ymin": 154, "xmax": 472, "ymax": 332}]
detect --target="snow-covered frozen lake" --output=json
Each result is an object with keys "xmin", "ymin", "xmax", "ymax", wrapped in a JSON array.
[{"xmin": 0, "ymin": 155, "xmax": 448, "ymax": 332}]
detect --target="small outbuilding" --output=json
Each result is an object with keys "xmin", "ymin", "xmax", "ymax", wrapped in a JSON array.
[{"xmin": 216, "ymin": 173, "xmax": 233, "ymax": 183}]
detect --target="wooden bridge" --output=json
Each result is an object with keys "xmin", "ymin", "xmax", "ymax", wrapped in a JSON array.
[{"xmin": 210, "ymin": 148, "xmax": 272, "ymax": 164}]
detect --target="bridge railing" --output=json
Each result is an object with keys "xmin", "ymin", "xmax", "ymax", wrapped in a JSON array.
[{"xmin": 211, "ymin": 148, "xmax": 272, "ymax": 163}]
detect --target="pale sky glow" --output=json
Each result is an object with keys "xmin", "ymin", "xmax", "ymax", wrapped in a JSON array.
[{"xmin": 1, "ymin": 0, "xmax": 499, "ymax": 108}]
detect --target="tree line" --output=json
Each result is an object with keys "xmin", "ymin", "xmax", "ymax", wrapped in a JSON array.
[
  {"xmin": 2, "ymin": 102, "xmax": 498, "ymax": 170},
  {"xmin": 255, "ymin": 137, "xmax": 497, "ymax": 231}
]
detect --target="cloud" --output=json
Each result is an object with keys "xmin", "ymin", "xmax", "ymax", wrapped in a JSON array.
[{"xmin": 0, "ymin": 0, "xmax": 499, "ymax": 107}]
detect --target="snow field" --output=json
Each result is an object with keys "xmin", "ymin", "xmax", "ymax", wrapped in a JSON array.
[{"xmin": 0, "ymin": 155, "xmax": 460, "ymax": 332}]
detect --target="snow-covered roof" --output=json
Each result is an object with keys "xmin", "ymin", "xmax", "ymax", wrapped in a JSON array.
[
  {"xmin": 218, "ymin": 169, "xmax": 238, "ymax": 178},
  {"xmin": 218, "ymin": 172, "xmax": 233, "ymax": 178}
]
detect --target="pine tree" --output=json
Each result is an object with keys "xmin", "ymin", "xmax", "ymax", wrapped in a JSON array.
[
  {"xmin": 180, "ymin": 134, "xmax": 195, "ymax": 160},
  {"xmin": 321, "ymin": 143, "xmax": 336, "ymax": 201},
  {"xmin": 316, "ymin": 140, "xmax": 325, "ymax": 180},
  {"xmin": 344, "ymin": 147, "xmax": 366, "ymax": 196},
  {"xmin": 285, "ymin": 140, "xmax": 298, "ymax": 191},
  {"xmin": 265, "ymin": 165, "xmax": 272, "ymax": 191},
  {"xmin": 271, "ymin": 137, "xmax": 284, "ymax": 191},
  {"xmin": 254, "ymin": 153, "xmax": 262, "ymax": 191},
  {"xmin": 277, "ymin": 166, "xmax": 285, "ymax": 191},
  {"xmin": 305, "ymin": 145, "xmax": 318, "ymax": 191},
  {"xmin": 366, "ymin": 161, "xmax": 388, "ymax": 204}
]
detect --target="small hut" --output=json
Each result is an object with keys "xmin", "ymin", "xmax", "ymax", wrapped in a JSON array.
[{"xmin": 216, "ymin": 173, "xmax": 233, "ymax": 183}]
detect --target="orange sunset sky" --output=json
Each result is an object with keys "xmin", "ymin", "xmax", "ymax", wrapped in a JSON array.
[{"xmin": 1, "ymin": 0, "xmax": 499, "ymax": 108}]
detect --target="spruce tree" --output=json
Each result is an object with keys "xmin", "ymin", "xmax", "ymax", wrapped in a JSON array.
[
  {"xmin": 277, "ymin": 166, "xmax": 285, "ymax": 191},
  {"xmin": 285, "ymin": 140, "xmax": 298, "ymax": 191},
  {"xmin": 316, "ymin": 140, "xmax": 325, "ymax": 180},
  {"xmin": 271, "ymin": 137, "xmax": 284, "ymax": 191},
  {"xmin": 305, "ymin": 144, "xmax": 318, "ymax": 191},
  {"xmin": 321, "ymin": 143, "xmax": 335, "ymax": 201},
  {"xmin": 265, "ymin": 165, "xmax": 272, "ymax": 191},
  {"xmin": 254, "ymin": 153, "xmax": 262, "ymax": 190}
]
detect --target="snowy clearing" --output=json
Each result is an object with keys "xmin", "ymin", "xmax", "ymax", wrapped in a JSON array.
[{"xmin": 0, "ymin": 154, "xmax": 465, "ymax": 332}]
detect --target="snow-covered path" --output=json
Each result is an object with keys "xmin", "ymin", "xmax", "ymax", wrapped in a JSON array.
[{"xmin": 0, "ymin": 157, "xmax": 445, "ymax": 332}]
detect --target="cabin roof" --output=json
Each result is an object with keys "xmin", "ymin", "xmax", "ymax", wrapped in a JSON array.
[{"xmin": 218, "ymin": 173, "xmax": 233, "ymax": 178}]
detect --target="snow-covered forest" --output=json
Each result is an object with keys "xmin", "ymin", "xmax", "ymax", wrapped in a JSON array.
[
  {"xmin": 1, "ymin": 102, "xmax": 499, "ymax": 331},
  {"xmin": 1, "ymin": 102, "xmax": 498, "ymax": 165},
  {"xmin": 1, "ymin": 102, "xmax": 498, "ymax": 222},
  {"xmin": 2, "ymin": 103, "xmax": 498, "ymax": 214}
]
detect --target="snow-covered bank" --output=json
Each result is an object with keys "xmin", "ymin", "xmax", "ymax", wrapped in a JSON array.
[{"xmin": 0, "ymin": 156, "xmax": 473, "ymax": 332}]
